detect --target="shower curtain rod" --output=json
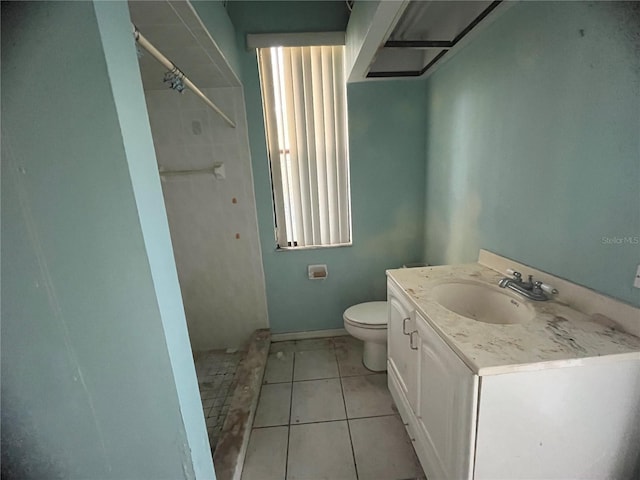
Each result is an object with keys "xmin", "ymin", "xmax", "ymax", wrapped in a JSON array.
[{"xmin": 133, "ymin": 25, "xmax": 236, "ymax": 129}]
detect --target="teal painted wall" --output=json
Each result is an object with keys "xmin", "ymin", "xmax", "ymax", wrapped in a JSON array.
[
  {"xmin": 191, "ymin": 0, "xmax": 242, "ymax": 81},
  {"xmin": 423, "ymin": 1, "xmax": 640, "ymax": 306},
  {"xmin": 93, "ymin": 2, "xmax": 215, "ymax": 477},
  {"xmin": 1, "ymin": 2, "xmax": 214, "ymax": 477},
  {"xmin": 228, "ymin": 1, "xmax": 426, "ymax": 333},
  {"xmin": 227, "ymin": 0, "xmax": 350, "ymax": 41}
]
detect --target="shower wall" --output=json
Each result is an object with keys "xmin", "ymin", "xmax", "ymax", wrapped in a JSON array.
[{"xmin": 144, "ymin": 86, "xmax": 269, "ymax": 351}]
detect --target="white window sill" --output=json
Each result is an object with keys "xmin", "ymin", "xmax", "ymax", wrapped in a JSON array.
[{"xmin": 275, "ymin": 242, "xmax": 352, "ymax": 252}]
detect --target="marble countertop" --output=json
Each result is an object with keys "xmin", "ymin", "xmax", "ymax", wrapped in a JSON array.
[{"xmin": 387, "ymin": 263, "xmax": 640, "ymax": 375}]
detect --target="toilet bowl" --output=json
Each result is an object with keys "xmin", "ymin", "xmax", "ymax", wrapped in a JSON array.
[{"xmin": 343, "ymin": 301, "xmax": 388, "ymax": 372}]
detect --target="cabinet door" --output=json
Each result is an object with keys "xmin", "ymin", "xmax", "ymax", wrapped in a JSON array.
[
  {"xmin": 474, "ymin": 362, "xmax": 640, "ymax": 479},
  {"xmin": 387, "ymin": 282, "xmax": 418, "ymax": 413},
  {"xmin": 415, "ymin": 314, "xmax": 477, "ymax": 480}
]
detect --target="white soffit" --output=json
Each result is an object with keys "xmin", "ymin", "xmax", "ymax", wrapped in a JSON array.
[{"xmin": 246, "ymin": 32, "xmax": 346, "ymax": 50}]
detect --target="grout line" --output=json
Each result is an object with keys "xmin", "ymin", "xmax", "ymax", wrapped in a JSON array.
[
  {"xmin": 251, "ymin": 423, "xmax": 291, "ymax": 430},
  {"xmin": 271, "ymin": 412, "xmax": 399, "ymax": 429},
  {"xmin": 262, "ymin": 379, "xmax": 296, "ymax": 386},
  {"xmin": 289, "ymin": 416, "xmax": 347, "ymax": 427},
  {"xmin": 336, "ymin": 345, "xmax": 359, "ymax": 480},
  {"xmin": 290, "ymin": 375, "xmax": 341, "ymax": 384},
  {"xmin": 284, "ymin": 352, "xmax": 295, "ymax": 480},
  {"xmin": 338, "ymin": 372, "xmax": 378, "ymax": 378},
  {"xmin": 250, "ymin": 415, "xmax": 388, "ymax": 430}
]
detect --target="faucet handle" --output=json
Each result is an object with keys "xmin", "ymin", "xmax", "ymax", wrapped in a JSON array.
[
  {"xmin": 506, "ymin": 269, "xmax": 522, "ymax": 282},
  {"xmin": 534, "ymin": 280, "xmax": 558, "ymax": 295},
  {"xmin": 540, "ymin": 282, "xmax": 558, "ymax": 295}
]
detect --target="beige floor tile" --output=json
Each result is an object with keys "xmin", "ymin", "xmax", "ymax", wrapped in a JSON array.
[
  {"xmin": 293, "ymin": 349, "xmax": 339, "ymax": 381},
  {"xmin": 349, "ymin": 415, "xmax": 423, "ymax": 480},
  {"xmin": 291, "ymin": 378, "xmax": 346, "ymax": 424},
  {"xmin": 264, "ymin": 351, "xmax": 294, "ymax": 384},
  {"xmin": 293, "ymin": 337, "xmax": 335, "ymax": 351},
  {"xmin": 241, "ymin": 426, "xmax": 288, "ymax": 480},
  {"xmin": 335, "ymin": 339, "xmax": 375, "ymax": 377},
  {"xmin": 270, "ymin": 340, "xmax": 298, "ymax": 354},
  {"xmin": 341, "ymin": 374, "xmax": 396, "ymax": 418},
  {"xmin": 287, "ymin": 421, "xmax": 357, "ymax": 480},
  {"xmin": 254, "ymin": 383, "xmax": 292, "ymax": 427}
]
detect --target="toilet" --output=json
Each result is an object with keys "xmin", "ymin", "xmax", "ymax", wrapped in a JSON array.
[{"xmin": 343, "ymin": 301, "xmax": 388, "ymax": 372}]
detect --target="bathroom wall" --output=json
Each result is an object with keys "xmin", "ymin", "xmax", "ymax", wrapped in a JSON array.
[
  {"xmin": 1, "ymin": 2, "xmax": 213, "ymax": 478},
  {"xmin": 228, "ymin": 1, "xmax": 427, "ymax": 333},
  {"xmin": 144, "ymin": 86, "xmax": 269, "ymax": 351},
  {"xmin": 423, "ymin": 1, "xmax": 640, "ymax": 307}
]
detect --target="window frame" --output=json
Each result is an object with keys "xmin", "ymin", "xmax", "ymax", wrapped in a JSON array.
[{"xmin": 256, "ymin": 39, "xmax": 352, "ymax": 251}]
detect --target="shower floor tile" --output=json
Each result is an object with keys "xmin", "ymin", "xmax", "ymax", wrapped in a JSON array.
[{"xmin": 194, "ymin": 349, "xmax": 242, "ymax": 451}]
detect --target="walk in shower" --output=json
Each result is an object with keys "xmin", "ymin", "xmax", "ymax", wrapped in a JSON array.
[{"xmin": 127, "ymin": 0, "xmax": 270, "ymax": 473}]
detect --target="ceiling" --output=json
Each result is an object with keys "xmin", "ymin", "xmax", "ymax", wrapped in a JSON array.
[{"xmin": 128, "ymin": 0, "xmax": 239, "ymax": 91}]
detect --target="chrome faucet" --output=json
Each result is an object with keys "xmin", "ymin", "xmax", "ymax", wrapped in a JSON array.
[{"xmin": 498, "ymin": 269, "xmax": 558, "ymax": 301}]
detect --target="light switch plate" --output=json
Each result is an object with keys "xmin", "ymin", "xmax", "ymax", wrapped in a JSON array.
[{"xmin": 634, "ymin": 264, "xmax": 640, "ymax": 289}]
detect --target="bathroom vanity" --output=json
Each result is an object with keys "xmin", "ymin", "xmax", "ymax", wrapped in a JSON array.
[{"xmin": 387, "ymin": 251, "xmax": 640, "ymax": 479}]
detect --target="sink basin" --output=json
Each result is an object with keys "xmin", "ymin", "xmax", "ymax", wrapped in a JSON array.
[{"xmin": 432, "ymin": 282, "xmax": 535, "ymax": 325}]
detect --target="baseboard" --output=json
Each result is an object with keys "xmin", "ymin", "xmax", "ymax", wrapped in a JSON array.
[{"xmin": 271, "ymin": 328, "xmax": 348, "ymax": 342}]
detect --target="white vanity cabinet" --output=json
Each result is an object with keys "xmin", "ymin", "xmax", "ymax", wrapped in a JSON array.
[{"xmin": 386, "ymin": 275, "xmax": 640, "ymax": 480}]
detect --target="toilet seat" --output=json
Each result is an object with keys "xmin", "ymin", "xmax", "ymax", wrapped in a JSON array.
[{"xmin": 343, "ymin": 301, "xmax": 387, "ymax": 330}]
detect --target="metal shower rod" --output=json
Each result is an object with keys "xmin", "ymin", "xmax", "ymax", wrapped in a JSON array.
[{"xmin": 132, "ymin": 25, "xmax": 236, "ymax": 129}]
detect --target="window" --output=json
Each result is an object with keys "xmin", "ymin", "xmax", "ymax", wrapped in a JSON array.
[{"xmin": 258, "ymin": 45, "xmax": 351, "ymax": 249}]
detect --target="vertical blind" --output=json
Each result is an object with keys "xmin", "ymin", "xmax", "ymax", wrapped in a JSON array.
[{"xmin": 258, "ymin": 45, "xmax": 351, "ymax": 248}]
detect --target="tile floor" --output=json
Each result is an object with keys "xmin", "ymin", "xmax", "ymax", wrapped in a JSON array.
[
  {"xmin": 194, "ymin": 349, "xmax": 242, "ymax": 451},
  {"xmin": 242, "ymin": 336, "xmax": 425, "ymax": 480}
]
